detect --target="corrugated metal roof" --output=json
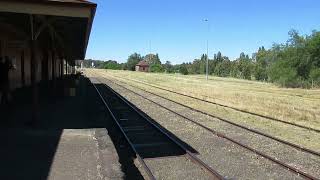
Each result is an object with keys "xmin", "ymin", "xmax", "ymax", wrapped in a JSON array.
[{"xmin": 136, "ymin": 60, "xmax": 149, "ymax": 67}]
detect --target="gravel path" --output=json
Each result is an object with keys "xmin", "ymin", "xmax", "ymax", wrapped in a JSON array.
[{"xmin": 96, "ymin": 76, "xmax": 306, "ymax": 180}]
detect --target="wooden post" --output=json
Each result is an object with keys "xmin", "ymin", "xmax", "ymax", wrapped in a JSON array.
[
  {"xmin": 21, "ymin": 50, "xmax": 25, "ymax": 86},
  {"xmin": 65, "ymin": 60, "xmax": 68, "ymax": 75},
  {"xmin": 30, "ymin": 39, "xmax": 39, "ymax": 123},
  {"xmin": 60, "ymin": 59, "xmax": 63, "ymax": 77},
  {"xmin": 42, "ymin": 50, "xmax": 49, "ymax": 81},
  {"xmin": 52, "ymin": 50, "xmax": 55, "ymax": 81},
  {"xmin": 29, "ymin": 15, "xmax": 39, "ymax": 124}
]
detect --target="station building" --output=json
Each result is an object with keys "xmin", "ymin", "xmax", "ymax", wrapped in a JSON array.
[
  {"xmin": 135, "ymin": 60, "xmax": 149, "ymax": 72},
  {"xmin": 0, "ymin": 0, "xmax": 96, "ymax": 119},
  {"xmin": 0, "ymin": 2, "xmax": 128, "ymax": 180}
]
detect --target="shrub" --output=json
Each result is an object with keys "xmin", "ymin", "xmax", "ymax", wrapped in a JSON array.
[
  {"xmin": 179, "ymin": 65, "xmax": 189, "ymax": 75},
  {"xmin": 150, "ymin": 64, "xmax": 164, "ymax": 73},
  {"xmin": 310, "ymin": 68, "xmax": 320, "ymax": 87}
]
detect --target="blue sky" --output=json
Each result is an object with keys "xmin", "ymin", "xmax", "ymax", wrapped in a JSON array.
[{"xmin": 86, "ymin": 0, "xmax": 320, "ymax": 64}]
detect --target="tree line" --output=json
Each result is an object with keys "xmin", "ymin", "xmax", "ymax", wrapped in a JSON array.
[{"xmin": 85, "ymin": 29, "xmax": 320, "ymax": 88}]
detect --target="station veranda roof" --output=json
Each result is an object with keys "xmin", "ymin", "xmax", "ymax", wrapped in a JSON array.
[{"xmin": 0, "ymin": 0, "xmax": 96, "ymax": 63}]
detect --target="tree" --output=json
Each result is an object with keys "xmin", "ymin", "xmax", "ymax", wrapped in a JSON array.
[
  {"xmin": 179, "ymin": 64, "xmax": 189, "ymax": 75},
  {"xmin": 144, "ymin": 53, "xmax": 161, "ymax": 65},
  {"xmin": 150, "ymin": 64, "xmax": 164, "ymax": 73},
  {"xmin": 103, "ymin": 60, "xmax": 122, "ymax": 70},
  {"xmin": 269, "ymin": 60, "xmax": 298, "ymax": 87},
  {"xmin": 83, "ymin": 59, "xmax": 105, "ymax": 68},
  {"xmin": 199, "ymin": 54, "xmax": 207, "ymax": 74},
  {"xmin": 310, "ymin": 68, "xmax": 320, "ymax": 88},
  {"xmin": 215, "ymin": 60, "xmax": 231, "ymax": 77},
  {"xmin": 127, "ymin": 53, "xmax": 143, "ymax": 71},
  {"xmin": 236, "ymin": 52, "xmax": 253, "ymax": 80},
  {"xmin": 254, "ymin": 46, "xmax": 269, "ymax": 81},
  {"xmin": 164, "ymin": 61, "xmax": 174, "ymax": 73},
  {"xmin": 216, "ymin": 51, "xmax": 223, "ymax": 62}
]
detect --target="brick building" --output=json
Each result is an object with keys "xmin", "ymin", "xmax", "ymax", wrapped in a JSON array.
[{"xmin": 135, "ymin": 60, "xmax": 149, "ymax": 72}]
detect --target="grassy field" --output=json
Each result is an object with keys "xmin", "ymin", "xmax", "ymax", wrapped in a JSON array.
[
  {"xmin": 89, "ymin": 69, "xmax": 320, "ymax": 150},
  {"xmin": 101, "ymin": 69, "xmax": 320, "ymax": 124}
]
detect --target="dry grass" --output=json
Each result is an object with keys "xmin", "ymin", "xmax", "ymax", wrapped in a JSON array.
[
  {"xmin": 87, "ymin": 69, "xmax": 320, "ymax": 150},
  {"xmin": 101, "ymin": 70, "xmax": 320, "ymax": 127}
]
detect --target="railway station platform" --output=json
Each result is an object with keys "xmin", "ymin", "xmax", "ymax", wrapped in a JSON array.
[{"xmin": 0, "ymin": 76, "xmax": 124, "ymax": 180}]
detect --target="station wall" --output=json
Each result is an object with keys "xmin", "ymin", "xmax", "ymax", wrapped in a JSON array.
[{"xmin": 0, "ymin": 25, "xmax": 64, "ymax": 91}]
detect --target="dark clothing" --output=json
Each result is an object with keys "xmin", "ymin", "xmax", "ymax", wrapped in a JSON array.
[
  {"xmin": 0, "ymin": 62, "xmax": 10, "ymax": 90},
  {"xmin": 0, "ymin": 62, "xmax": 6, "ymax": 89},
  {"xmin": 1, "ymin": 61, "xmax": 11, "ymax": 78},
  {"xmin": 0, "ymin": 61, "xmax": 13, "ymax": 105}
]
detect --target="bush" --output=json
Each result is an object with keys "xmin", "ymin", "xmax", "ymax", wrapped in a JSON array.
[
  {"xmin": 104, "ymin": 62, "xmax": 122, "ymax": 70},
  {"xmin": 269, "ymin": 61, "xmax": 298, "ymax": 87},
  {"xmin": 254, "ymin": 65, "xmax": 268, "ymax": 81},
  {"xmin": 310, "ymin": 68, "xmax": 320, "ymax": 87},
  {"xmin": 150, "ymin": 64, "xmax": 164, "ymax": 73},
  {"xmin": 179, "ymin": 65, "xmax": 189, "ymax": 75},
  {"xmin": 214, "ymin": 61, "xmax": 231, "ymax": 77}
]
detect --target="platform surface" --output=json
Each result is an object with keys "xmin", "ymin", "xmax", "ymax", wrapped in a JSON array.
[{"xmin": 0, "ymin": 77, "xmax": 123, "ymax": 180}]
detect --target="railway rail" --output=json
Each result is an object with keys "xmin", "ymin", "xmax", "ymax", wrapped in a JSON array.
[
  {"xmin": 106, "ymin": 74, "xmax": 320, "ymax": 158},
  {"xmin": 91, "ymin": 77, "xmax": 225, "ymax": 180},
  {"xmin": 97, "ymin": 75, "xmax": 319, "ymax": 180},
  {"xmin": 111, "ymin": 75, "xmax": 320, "ymax": 133}
]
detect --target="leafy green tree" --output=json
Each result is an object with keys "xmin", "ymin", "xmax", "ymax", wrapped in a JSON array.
[
  {"xmin": 254, "ymin": 47, "xmax": 269, "ymax": 81},
  {"xmin": 236, "ymin": 52, "xmax": 253, "ymax": 80},
  {"xmin": 199, "ymin": 54, "xmax": 207, "ymax": 74},
  {"xmin": 216, "ymin": 51, "xmax": 223, "ymax": 62},
  {"xmin": 179, "ymin": 64, "xmax": 189, "ymax": 75},
  {"xmin": 83, "ymin": 59, "xmax": 105, "ymax": 68},
  {"xmin": 189, "ymin": 59, "xmax": 199, "ymax": 74},
  {"xmin": 144, "ymin": 53, "xmax": 161, "ymax": 65},
  {"xmin": 215, "ymin": 60, "xmax": 231, "ymax": 77},
  {"xmin": 103, "ymin": 60, "xmax": 122, "ymax": 70},
  {"xmin": 127, "ymin": 53, "xmax": 143, "ymax": 71},
  {"xmin": 310, "ymin": 68, "xmax": 320, "ymax": 88},
  {"xmin": 150, "ymin": 64, "xmax": 164, "ymax": 72},
  {"xmin": 164, "ymin": 61, "xmax": 174, "ymax": 73},
  {"xmin": 269, "ymin": 60, "xmax": 299, "ymax": 87},
  {"xmin": 122, "ymin": 63, "xmax": 128, "ymax": 70}
]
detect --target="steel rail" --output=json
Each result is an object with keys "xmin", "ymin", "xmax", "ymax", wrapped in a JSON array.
[
  {"xmin": 90, "ymin": 73, "xmax": 225, "ymax": 180},
  {"xmin": 113, "ymin": 75, "xmax": 320, "ymax": 133},
  {"xmin": 101, "ymin": 76, "xmax": 319, "ymax": 180},
  {"xmin": 91, "ymin": 78, "xmax": 156, "ymax": 180},
  {"xmin": 107, "ymin": 75, "xmax": 320, "ymax": 157},
  {"xmin": 98, "ymin": 79, "xmax": 225, "ymax": 180}
]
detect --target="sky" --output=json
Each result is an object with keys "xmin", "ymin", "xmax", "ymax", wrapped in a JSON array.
[{"xmin": 86, "ymin": 0, "xmax": 320, "ymax": 64}]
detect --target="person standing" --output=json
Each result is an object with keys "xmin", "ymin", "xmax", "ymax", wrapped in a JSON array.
[
  {"xmin": 0, "ymin": 56, "xmax": 14, "ymax": 105},
  {"xmin": 0, "ymin": 57, "xmax": 5, "ymax": 104}
]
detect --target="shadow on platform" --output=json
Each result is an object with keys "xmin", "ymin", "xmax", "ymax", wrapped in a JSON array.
[
  {"xmin": 1, "ymin": 76, "xmax": 199, "ymax": 180},
  {"xmin": 0, "ymin": 76, "xmax": 113, "ymax": 180}
]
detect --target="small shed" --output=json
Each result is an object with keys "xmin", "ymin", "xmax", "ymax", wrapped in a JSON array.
[{"xmin": 135, "ymin": 60, "xmax": 149, "ymax": 72}]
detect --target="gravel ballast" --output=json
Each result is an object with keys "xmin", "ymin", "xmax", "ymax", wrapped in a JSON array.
[{"xmin": 96, "ymin": 76, "xmax": 307, "ymax": 179}]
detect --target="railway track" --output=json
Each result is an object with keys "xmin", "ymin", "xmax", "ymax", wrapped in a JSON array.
[
  {"xmin": 91, "ymin": 77, "xmax": 225, "ymax": 180},
  {"xmin": 97, "ymin": 75, "xmax": 319, "ymax": 180},
  {"xmin": 111, "ymin": 75, "xmax": 320, "ymax": 133},
  {"xmin": 105, "ymin": 74, "xmax": 320, "ymax": 157}
]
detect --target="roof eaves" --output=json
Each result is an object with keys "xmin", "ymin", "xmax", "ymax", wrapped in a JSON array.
[{"xmin": 0, "ymin": 0, "xmax": 97, "ymax": 8}]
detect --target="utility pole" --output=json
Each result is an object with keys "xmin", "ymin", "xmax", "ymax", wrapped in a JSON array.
[
  {"xmin": 204, "ymin": 19, "xmax": 209, "ymax": 81},
  {"xmin": 149, "ymin": 40, "xmax": 152, "ymax": 62}
]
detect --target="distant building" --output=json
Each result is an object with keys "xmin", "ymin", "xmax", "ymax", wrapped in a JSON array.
[{"xmin": 135, "ymin": 60, "xmax": 149, "ymax": 72}]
